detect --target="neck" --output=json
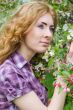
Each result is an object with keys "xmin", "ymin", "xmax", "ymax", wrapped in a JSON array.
[{"xmin": 17, "ymin": 42, "xmax": 36, "ymax": 62}]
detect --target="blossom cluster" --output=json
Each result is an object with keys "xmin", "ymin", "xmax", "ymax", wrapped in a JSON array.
[{"xmin": 53, "ymin": 63, "xmax": 73, "ymax": 94}]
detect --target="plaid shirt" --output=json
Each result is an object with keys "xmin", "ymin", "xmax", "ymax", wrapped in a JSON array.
[{"xmin": 0, "ymin": 51, "xmax": 48, "ymax": 110}]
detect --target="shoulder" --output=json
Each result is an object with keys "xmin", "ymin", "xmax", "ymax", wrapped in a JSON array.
[
  {"xmin": 0, "ymin": 59, "xmax": 33, "ymax": 102},
  {"xmin": 0, "ymin": 58, "xmax": 19, "ymax": 82}
]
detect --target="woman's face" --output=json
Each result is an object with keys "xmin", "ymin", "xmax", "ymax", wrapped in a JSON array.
[{"xmin": 24, "ymin": 13, "xmax": 54, "ymax": 53}]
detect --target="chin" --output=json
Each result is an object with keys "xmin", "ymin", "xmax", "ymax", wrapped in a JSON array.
[{"xmin": 37, "ymin": 48, "xmax": 48, "ymax": 53}]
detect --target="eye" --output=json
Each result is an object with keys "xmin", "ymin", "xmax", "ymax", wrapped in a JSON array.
[
  {"xmin": 50, "ymin": 27, "xmax": 55, "ymax": 33},
  {"xmin": 37, "ymin": 24, "xmax": 44, "ymax": 29}
]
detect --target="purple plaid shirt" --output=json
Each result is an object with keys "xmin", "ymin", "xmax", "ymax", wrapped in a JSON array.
[{"xmin": 0, "ymin": 51, "xmax": 48, "ymax": 110}]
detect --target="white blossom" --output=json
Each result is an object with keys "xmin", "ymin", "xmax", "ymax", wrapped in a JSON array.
[
  {"xmin": 63, "ymin": 24, "xmax": 69, "ymax": 31},
  {"xmin": 67, "ymin": 35, "xmax": 72, "ymax": 40},
  {"xmin": 35, "ymin": 63, "xmax": 43, "ymax": 71},
  {"xmin": 69, "ymin": 29, "xmax": 73, "ymax": 37},
  {"xmin": 49, "ymin": 50, "xmax": 55, "ymax": 56},
  {"xmin": 65, "ymin": 12, "xmax": 70, "ymax": 17},
  {"xmin": 42, "ymin": 51, "xmax": 49, "ymax": 62}
]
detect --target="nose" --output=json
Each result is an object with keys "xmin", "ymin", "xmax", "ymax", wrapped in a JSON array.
[{"xmin": 44, "ymin": 28, "xmax": 53, "ymax": 41}]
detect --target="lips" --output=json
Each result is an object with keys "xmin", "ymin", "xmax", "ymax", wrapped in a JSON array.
[
  {"xmin": 40, "ymin": 41, "xmax": 49, "ymax": 45},
  {"xmin": 42, "ymin": 42, "xmax": 49, "ymax": 44}
]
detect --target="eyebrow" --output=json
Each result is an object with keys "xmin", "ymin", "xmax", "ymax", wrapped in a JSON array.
[{"xmin": 41, "ymin": 22, "xmax": 54, "ymax": 27}]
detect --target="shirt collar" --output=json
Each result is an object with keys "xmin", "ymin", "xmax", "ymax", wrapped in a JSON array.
[{"xmin": 11, "ymin": 51, "xmax": 29, "ymax": 69}]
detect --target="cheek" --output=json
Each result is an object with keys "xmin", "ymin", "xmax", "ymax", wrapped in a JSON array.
[
  {"xmin": 24, "ymin": 35, "xmax": 37, "ymax": 47},
  {"xmin": 24, "ymin": 28, "xmax": 42, "ymax": 46},
  {"xmin": 30, "ymin": 27, "xmax": 42, "ymax": 38},
  {"xmin": 26, "ymin": 34, "xmax": 39, "ymax": 44}
]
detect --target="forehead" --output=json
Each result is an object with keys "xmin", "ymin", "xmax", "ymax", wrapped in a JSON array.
[{"xmin": 36, "ymin": 13, "xmax": 54, "ymax": 25}]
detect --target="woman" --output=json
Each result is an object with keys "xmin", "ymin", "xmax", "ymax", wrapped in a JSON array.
[{"xmin": 0, "ymin": 1, "xmax": 66, "ymax": 110}]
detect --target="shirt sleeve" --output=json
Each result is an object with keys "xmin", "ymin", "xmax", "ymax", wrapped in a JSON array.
[{"xmin": 0, "ymin": 65, "xmax": 33, "ymax": 102}]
